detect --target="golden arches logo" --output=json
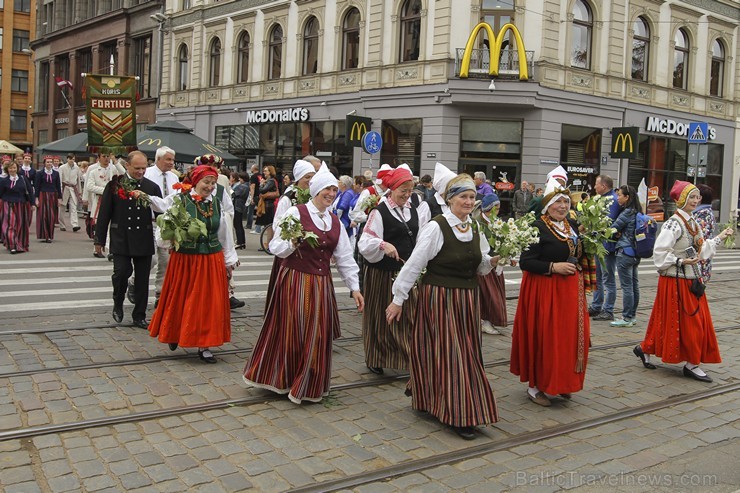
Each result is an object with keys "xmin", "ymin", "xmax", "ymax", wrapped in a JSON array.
[
  {"xmin": 383, "ymin": 126, "xmax": 397, "ymax": 145},
  {"xmin": 459, "ymin": 22, "xmax": 529, "ymax": 80},
  {"xmin": 203, "ymin": 144, "xmax": 222, "ymax": 154},
  {"xmin": 585, "ymin": 134, "xmax": 600, "ymax": 153},
  {"xmin": 613, "ymin": 133, "xmax": 633, "ymax": 154},
  {"xmin": 350, "ymin": 122, "xmax": 368, "ymax": 141},
  {"xmin": 138, "ymin": 138, "xmax": 162, "ymax": 146}
]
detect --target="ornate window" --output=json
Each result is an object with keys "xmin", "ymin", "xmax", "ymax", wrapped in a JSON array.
[
  {"xmin": 571, "ymin": 0, "xmax": 592, "ymax": 69},
  {"xmin": 302, "ymin": 17, "xmax": 319, "ymax": 75},
  {"xmin": 237, "ymin": 32, "xmax": 250, "ymax": 83},
  {"xmin": 268, "ymin": 25, "xmax": 283, "ymax": 80},
  {"xmin": 631, "ymin": 17, "xmax": 649, "ymax": 81},
  {"xmin": 672, "ymin": 28, "xmax": 689, "ymax": 89},
  {"xmin": 399, "ymin": 0, "xmax": 421, "ymax": 62},
  {"xmin": 177, "ymin": 44, "xmax": 189, "ymax": 91},
  {"xmin": 209, "ymin": 37, "xmax": 221, "ymax": 87},
  {"xmin": 709, "ymin": 39, "xmax": 724, "ymax": 97},
  {"xmin": 342, "ymin": 8, "xmax": 360, "ymax": 70}
]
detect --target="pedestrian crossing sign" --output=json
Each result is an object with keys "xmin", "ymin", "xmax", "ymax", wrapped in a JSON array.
[{"xmin": 688, "ymin": 122, "xmax": 708, "ymax": 144}]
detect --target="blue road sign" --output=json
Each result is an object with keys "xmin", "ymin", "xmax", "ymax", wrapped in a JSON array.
[
  {"xmin": 362, "ymin": 131, "xmax": 383, "ymax": 154},
  {"xmin": 688, "ymin": 122, "xmax": 708, "ymax": 144}
]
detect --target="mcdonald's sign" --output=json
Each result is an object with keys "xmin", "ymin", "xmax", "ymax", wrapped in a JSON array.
[
  {"xmin": 610, "ymin": 127, "xmax": 639, "ymax": 159},
  {"xmin": 585, "ymin": 134, "xmax": 600, "ymax": 154},
  {"xmin": 138, "ymin": 137, "xmax": 162, "ymax": 146},
  {"xmin": 459, "ymin": 22, "xmax": 529, "ymax": 80},
  {"xmin": 347, "ymin": 115, "xmax": 372, "ymax": 148}
]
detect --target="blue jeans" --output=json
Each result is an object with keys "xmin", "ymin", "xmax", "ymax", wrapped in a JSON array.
[
  {"xmin": 590, "ymin": 253, "xmax": 617, "ymax": 314},
  {"xmin": 616, "ymin": 252, "xmax": 640, "ymax": 320}
]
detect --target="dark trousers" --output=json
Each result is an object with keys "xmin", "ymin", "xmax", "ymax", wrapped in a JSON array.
[
  {"xmin": 245, "ymin": 203, "xmax": 254, "ymax": 229},
  {"xmin": 112, "ymin": 254, "xmax": 152, "ymax": 322},
  {"xmin": 233, "ymin": 210, "xmax": 246, "ymax": 246}
]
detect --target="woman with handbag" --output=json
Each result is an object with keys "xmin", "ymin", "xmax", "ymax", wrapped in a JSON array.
[
  {"xmin": 610, "ymin": 185, "xmax": 642, "ymax": 328},
  {"xmin": 634, "ymin": 181, "xmax": 733, "ymax": 382},
  {"xmin": 255, "ymin": 165, "xmax": 279, "ymax": 233}
]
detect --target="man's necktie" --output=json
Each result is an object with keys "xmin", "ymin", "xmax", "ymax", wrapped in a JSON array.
[{"xmin": 162, "ymin": 173, "xmax": 169, "ymax": 196}]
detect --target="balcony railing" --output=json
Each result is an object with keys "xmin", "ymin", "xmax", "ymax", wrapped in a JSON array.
[{"xmin": 454, "ymin": 48, "xmax": 535, "ymax": 80}]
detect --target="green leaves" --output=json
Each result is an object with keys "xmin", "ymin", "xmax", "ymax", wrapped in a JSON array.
[
  {"xmin": 718, "ymin": 220, "xmax": 737, "ymax": 249},
  {"xmin": 278, "ymin": 214, "xmax": 319, "ymax": 249},
  {"xmin": 577, "ymin": 195, "xmax": 615, "ymax": 263},
  {"xmin": 156, "ymin": 195, "xmax": 209, "ymax": 251}
]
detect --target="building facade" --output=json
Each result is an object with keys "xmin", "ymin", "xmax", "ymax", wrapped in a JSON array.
[
  {"xmin": 0, "ymin": 0, "xmax": 36, "ymax": 152},
  {"xmin": 29, "ymin": 0, "xmax": 165, "ymax": 152}
]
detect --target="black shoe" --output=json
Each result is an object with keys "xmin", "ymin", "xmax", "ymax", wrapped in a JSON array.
[
  {"xmin": 126, "ymin": 286, "xmax": 136, "ymax": 304},
  {"xmin": 93, "ymin": 252, "xmax": 105, "ymax": 258},
  {"xmin": 367, "ymin": 366, "xmax": 384, "ymax": 375},
  {"xmin": 593, "ymin": 311, "xmax": 614, "ymax": 321},
  {"xmin": 236, "ymin": 244, "xmax": 246, "ymax": 250},
  {"xmin": 73, "ymin": 226, "xmax": 81, "ymax": 232},
  {"xmin": 107, "ymin": 254, "xmax": 114, "ymax": 262},
  {"xmin": 588, "ymin": 306, "xmax": 601, "ymax": 317},
  {"xmin": 229, "ymin": 296, "xmax": 245, "ymax": 309},
  {"xmin": 633, "ymin": 345, "xmax": 656, "ymax": 369},
  {"xmin": 168, "ymin": 343, "xmax": 178, "ymax": 351},
  {"xmin": 154, "ymin": 299, "xmax": 159, "ymax": 309},
  {"xmin": 198, "ymin": 350, "xmax": 217, "ymax": 363},
  {"xmin": 112, "ymin": 306, "xmax": 123, "ymax": 323},
  {"xmin": 132, "ymin": 319, "xmax": 149, "ymax": 330},
  {"xmin": 683, "ymin": 366, "xmax": 712, "ymax": 383},
  {"xmin": 10, "ymin": 249, "xmax": 17, "ymax": 254},
  {"xmin": 452, "ymin": 426, "xmax": 476, "ymax": 440},
  {"xmin": 46, "ymin": 239, "xmax": 52, "ymax": 243}
]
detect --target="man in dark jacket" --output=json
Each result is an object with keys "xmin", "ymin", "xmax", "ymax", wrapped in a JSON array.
[{"xmin": 95, "ymin": 151, "xmax": 162, "ymax": 328}]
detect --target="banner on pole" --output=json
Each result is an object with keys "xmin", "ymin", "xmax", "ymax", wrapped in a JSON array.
[{"xmin": 85, "ymin": 75, "xmax": 137, "ymax": 155}]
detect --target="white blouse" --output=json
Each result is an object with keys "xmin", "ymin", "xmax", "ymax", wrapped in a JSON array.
[
  {"xmin": 653, "ymin": 208, "xmax": 719, "ymax": 270},
  {"xmin": 358, "ymin": 196, "xmax": 431, "ymax": 263},
  {"xmin": 391, "ymin": 211, "xmax": 494, "ymax": 306},
  {"xmin": 269, "ymin": 201, "xmax": 360, "ymax": 292}
]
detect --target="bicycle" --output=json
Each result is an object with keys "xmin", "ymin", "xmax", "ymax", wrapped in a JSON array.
[{"xmin": 259, "ymin": 224, "xmax": 274, "ymax": 255}]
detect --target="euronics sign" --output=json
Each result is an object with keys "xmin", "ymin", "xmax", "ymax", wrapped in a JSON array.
[
  {"xmin": 459, "ymin": 22, "xmax": 529, "ymax": 80},
  {"xmin": 645, "ymin": 116, "xmax": 716, "ymax": 140},
  {"xmin": 245, "ymin": 107, "xmax": 310, "ymax": 124}
]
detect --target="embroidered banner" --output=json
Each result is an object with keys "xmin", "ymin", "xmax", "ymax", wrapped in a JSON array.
[{"xmin": 85, "ymin": 75, "xmax": 137, "ymax": 155}]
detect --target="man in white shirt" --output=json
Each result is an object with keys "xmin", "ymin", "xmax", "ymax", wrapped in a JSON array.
[
  {"xmin": 83, "ymin": 152, "xmax": 126, "ymax": 256},
  {"xmin": 58, "ymin": 154, "xmax": 82, "ymax": 232},
  {"xmin": 128, "ymin": 146, "xmax": 179, "ymax": 307}
]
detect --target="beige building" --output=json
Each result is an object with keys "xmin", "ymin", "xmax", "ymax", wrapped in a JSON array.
[{"xmin": 0, "ymin": 0, "xmax": 35, "ymax": 152}]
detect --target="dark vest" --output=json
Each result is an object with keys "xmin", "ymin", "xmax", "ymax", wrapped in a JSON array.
[
  {"xmin": 371, "ymin": 202, "xmax": 419, "ymax": 272},
  {"xmin": 177, "ymin": 196, "xmax": 223, "ymax": 255},
  {"xmin": 282, "ymin": 204, "xmax": 340, "ymax": 276},
  {"xmin": 426, "ymin": 196, "xmax": 443, "ymax": 218},
  {"xmin": 422, "ymin": 216, "xmax": 481, "ymax": 289}
]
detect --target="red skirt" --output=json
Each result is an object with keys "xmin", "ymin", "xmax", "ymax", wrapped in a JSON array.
[
  {"xmin": 641, "ymin": 276, "xmax": 720, "ymax": 365},
  {"xmin": 1, "ymin": 201, "xmax": 30, "ymax": 252},
  {"xmin": 478, "ymin": 270, "xmax": 507, "ymax": 327},
  {"xmin": 36, "ymin": 191, "xmax": 58, "ymax": 240},
  {"xmin": 149, "ymin": 250, "xmax": 231, "ymax": 348},
  {"xmin": 511, "ymin": 271, "xmax": 590, "ymax": 395}
]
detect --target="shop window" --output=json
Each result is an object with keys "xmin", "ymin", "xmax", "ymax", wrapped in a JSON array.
[
  {"xmin": 631, "ymin": 17, "xmax": 649, "ymax": 81},
  {"xmin": 672, "ymin": 28, "xmax": 689, "ymax": 90},
  {"xmin": 399, "ymin": 0, "xmax": 421, "ymax": 63},
  {"xmin": 342, "ymin": 8, "xmax": 360, "ymax": 70},
  {"xmin": 571, "ymin": 0, "xmax": 592, "ymax": 70},
  {"xmin": 302, "ymin": 17, "xmax": 319, "ymax": 75},
  {"xmin": 381, "ymin": 119, "xmax": 422, "ymax": 175},
  {"xmin": 709, "ymin": 39, "xmax": 725, "ymax": 97},
  {"xmin": 10, "ymin": 109, "xmax": 27, "ymax": 132},
  {"xmin": 177, "ymin": 44, "xmax": 189, "ymax": 91},
  {"xmin": 209, "ymin": 37, "xmax": 221, "ymax": 87},
  {"xmin": 268, "ymin": 25, "xmax": 283, "ymax": 80},
  {"xmin": 57, "ymin": 128, "xmax": 69, "ymax": 139},
  {"xmin": 560, "ymin": 124, "xmax": 601, "ymax": 190},
  {"xmin": 236, "ymin": 32, "xmax": 250, "ymax": 83}
]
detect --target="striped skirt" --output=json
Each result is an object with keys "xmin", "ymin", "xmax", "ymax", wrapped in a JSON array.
[
  {"xmin": 243, "ymin": 265, "xmax": 341, "ymax": 404},
  {"xmin": 36, "ymin": 191, "xmax": 58, "ymax": 240},
  {"xmin": 362, "ymin": 267, "xmax": 415, "ymax": 370},
  {"xmin": 478, "ymin": 270, "xmax": 508, "ymax": 327},
  {"xmin": 1, "ymin": 201, "xmax": 30, "ymax": 252},
  {"xmin": 409, "ymin": 284, "xmax": 499, "ymax": 427}
]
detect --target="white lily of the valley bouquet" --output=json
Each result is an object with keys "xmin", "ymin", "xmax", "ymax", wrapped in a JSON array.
[{"xmin": 482, "ymin": 212, "xmax": 540, "ymax": 274}]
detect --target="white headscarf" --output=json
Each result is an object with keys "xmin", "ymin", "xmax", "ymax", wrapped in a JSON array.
[
  {"xmin": 293, "ymin": 160, "xmax": 315, "ymax": 182},
  {"xmin": 309, "ymin": 164, "xmax": 337, "ymax": 197},
  {"xmin": 541, "ymin": 177, "xmax": 571, "ymax": 214},
  {"xmin": 432, "ymin": 162, "xmax": 456, "ymax": 193},
  {"xmin": 546, "ymin": 165, "xmax": 568, "ymax": 185}
]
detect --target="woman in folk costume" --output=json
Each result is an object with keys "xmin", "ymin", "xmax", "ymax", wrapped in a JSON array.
[
  {"xmin": 386, "ymin": 174, "xmax": 500, "ymax": 441},
  {"xmin": 474, "ymin": 192, "xmax": 508, "ymax": 335},
  {"xmin": 0, "ymin": 159, "xmax": 34, "ymax": 253},
  {"xmin": 511, "ymin": 178, "xmax": 590, "ymax": 407},
  {"xmin": 0, "ymin": 155, "xmax": 10, "ymax": 244},
  {"xmin": 34, "ymin": 156, "xmax": 62, "ymax": 243},
  {"xmin": 244, "ymin": 166, "xmax": 364, "ymax": 404},
  {"xmin": 633, "ymin": 181, "xmax": 733, "ymax": 382},
  {"xmin": 359, "ymin": 165, "xmax": 426, "ymax": 375},
  {"xmin": 146, "ymin": 165, "xmax": 238, "ymax": 363}
]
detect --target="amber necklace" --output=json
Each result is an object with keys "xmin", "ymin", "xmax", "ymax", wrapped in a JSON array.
[
  {"xmin": 455, "ymin": 223, "xmax": 471, "ymax": 233},
  {"xmin": 193, "ymin": 197, "xmax": 214, "ymax": 218},
  {"xmin": 676, "ymin": 212, "xmax": 703, "ymax": 254},
  {"xmin": 541, "ymin": 214, "xmax": 571, "ymax": 240}
]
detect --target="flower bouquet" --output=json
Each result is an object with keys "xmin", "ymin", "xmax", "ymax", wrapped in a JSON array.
[
  {"xmin": 718, "ymin": 220, "xmax": 737, "ymax": 249},
  {"xmin": 156, "ymin": 183, "xmax": 208, "ymax": 251},
  {"xmin": 577, "ymin": 194, "xmax": 616, "ymax": 264},
  {"xmin": 482, "ymin": 212, "xmax": 540, "ymax": 273},
  {"xmin": 292, "ymin": 187, "xmax": 311, "ymax": 206},
  {"xmin": 116, "ymin": 176, "xmax": 151, "ymax": 208},
  {"xmin": 360, "ymin": 194, "xmax": 379, "ymax": 213},
  {"xmin": 278, "ymin": 214, "xmax": 319, "ymax": 252}
]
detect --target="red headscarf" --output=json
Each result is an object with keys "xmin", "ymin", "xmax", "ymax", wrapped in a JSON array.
[
  {"xmin": 384, "ymin": 167, "xmax": 413, "ymax": 191},
  {"xmin": 669, "ymin": 180, "xmax": 698, "ymax": 209},
  {"xmin": 188, "ymin": 165, "xmax": 219, "ymax": 186}
]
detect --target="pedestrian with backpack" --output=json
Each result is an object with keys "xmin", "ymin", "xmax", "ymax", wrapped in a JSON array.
[{"xmin": 610, "ymin": 185, "xmax": 642, "ymax": 327}]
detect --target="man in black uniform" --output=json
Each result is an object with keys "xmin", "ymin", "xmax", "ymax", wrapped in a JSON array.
[{"xmin": 95, "ymin": 151, "xmax": 162, "ymax": 328}]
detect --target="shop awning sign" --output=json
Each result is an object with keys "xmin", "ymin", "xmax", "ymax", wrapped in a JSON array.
[{"xmin": 610, "ymin": 127, "xmax": 639, "ymax": 159}]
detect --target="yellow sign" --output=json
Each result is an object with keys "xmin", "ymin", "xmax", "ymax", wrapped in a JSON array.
[
  {"xmin": 459, "ymin": 22, "xmax": 529, "ymax": 80},
  {"xmin": 347, "ymin": 115, "xmax": 372, "ymax": 147},
  {"xmin": 613, "ymin": 133, "xmax": 633, "ymax": 153},
  {"xmin": 138, "ymin": 137, "xmax": 162, "ymax": 146},
  {"xmin": 585, "ymin": 134, "xmax": 600, "ymax": 153},
  {"xmin": 350, "ymin": 122, "xmax": 368, "ymax": 141},
  {"xmin": 610, "ymin": 127, "xmax": 639, "ymax": 159}
]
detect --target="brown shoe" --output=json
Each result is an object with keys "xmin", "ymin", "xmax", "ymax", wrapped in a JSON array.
[
  {"xmin": 527, "ymin": 390, "xmax": 551, "ymax": 407},
  {"xmin": 560, "ymin": 393, "xmax": 572, "ymax": 400}
]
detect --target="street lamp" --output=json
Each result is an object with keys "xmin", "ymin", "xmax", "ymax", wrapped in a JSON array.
[{"xmin": 150, "ymin": 12, "xmax": 168, "ymax": 108}]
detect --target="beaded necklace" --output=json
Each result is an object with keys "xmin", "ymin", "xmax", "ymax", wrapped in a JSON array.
[
  {"xmin": 455, "ymin": 223, "xmax": 471, "ymax": 233},
  {"xmin": 193, "ymin": 198, "xmax": 214, "ymax": 218},
  {"xmin": 676, "ymin": 212, "xmax": 704, "ymax": 254},
  {"xmin": 541, "ymin": 214, "xmax": 577, "ymax": 257}
]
